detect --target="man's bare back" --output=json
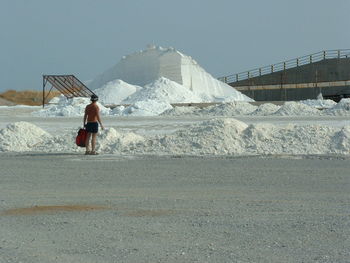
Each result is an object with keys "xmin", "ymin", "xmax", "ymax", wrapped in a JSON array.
[{"xmin": 85, "ymin": 103, "xmax": 99, "ymax": 122}]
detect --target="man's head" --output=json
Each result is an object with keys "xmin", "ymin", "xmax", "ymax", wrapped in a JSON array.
[{"xmin": 90, "ymin": 94, "xmax": 99, "ymax": 102}]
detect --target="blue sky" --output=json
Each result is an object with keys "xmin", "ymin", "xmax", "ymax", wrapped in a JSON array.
[{"xmin": 0, "ymin": 0, "xmax": 349, "ymax": 92}]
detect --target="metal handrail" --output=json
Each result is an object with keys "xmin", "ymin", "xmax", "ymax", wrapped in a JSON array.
[{"xmin": 218, "ymin": 49, "xmax": 350, "ymax": 84}]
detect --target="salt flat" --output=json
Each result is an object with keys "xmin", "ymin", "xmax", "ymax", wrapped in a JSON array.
[
  {"xmin": 0, "ymin": 154, "xmax": 349, "ymax": 263},
  {"xmin": 1, "ymin": 106, "xmax": 349, "ymax": 135}
]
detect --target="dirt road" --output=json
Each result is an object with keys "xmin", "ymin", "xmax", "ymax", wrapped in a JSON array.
[{"xmin": 0, "ymin": 154, "xmax": 349, "ymax": 262}]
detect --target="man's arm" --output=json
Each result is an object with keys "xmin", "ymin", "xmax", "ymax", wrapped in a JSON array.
[
  {"xmin": 97, "ymin": 111, "xmax": 104, "ymax": 130},
  {"xmin": 83, "ymin": 108, "xmax": 88, "ymax": 127}
]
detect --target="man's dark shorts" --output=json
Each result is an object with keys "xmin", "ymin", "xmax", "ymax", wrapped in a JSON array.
[{"xmin": 86, "ymin": 122, "xmax": 98, "ymax": 133}]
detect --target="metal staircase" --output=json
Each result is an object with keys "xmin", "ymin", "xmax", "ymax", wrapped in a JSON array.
[{"xmin": 42, "ymin": 75, "xmax": 96, "ymax": 107}]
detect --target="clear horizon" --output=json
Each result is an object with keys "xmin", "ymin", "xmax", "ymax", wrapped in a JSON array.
[{"xmin": 0, "ymin": 0, "xmax": 349, "ymax": 92}]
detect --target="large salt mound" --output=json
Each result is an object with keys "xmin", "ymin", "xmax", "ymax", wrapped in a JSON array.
[
  {"xmin": 88, "ymin": 45, "xmax": 253, "ymax": 102},
  {"xmin": 123, "ymin": 77, "xmax": 203, "ymax": 104},
  {"xmin": 94, "ymin": 79, "xmax": 142, "ymax": 105},
  {"xmin": 0, "ymin": 122, "xmax": 52, "ymax": 152},
  {"xmin": 32, "ymin": 96, "xmax": 111, "ymax": 117}
]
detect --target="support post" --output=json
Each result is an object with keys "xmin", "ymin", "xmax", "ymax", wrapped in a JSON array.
[{"xmin": 42, "ymin": 76, "xmax": 45, "ymax": 108}]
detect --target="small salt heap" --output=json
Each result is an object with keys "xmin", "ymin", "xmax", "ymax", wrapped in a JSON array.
[
  {"xmin": 113, "ymin": 100, "xmax": 173, "ymax": 116},
  {"xmin": 123, "ymin": 77, "xmax": 203, "ymax": 104},
  {"xmin": 94, "ymin": 79, "xmax": 142, "ymax": 105},
  {"xmin": 0, "ymin": 122, "xmax": 52, "ymax": 152},
  {"xmin": 273, "ymin": 101, "xmax": 321, "ymax": 116},
  {"xmin": 324, "ymin": 98, "xmax": 350, "ymax": 115}
]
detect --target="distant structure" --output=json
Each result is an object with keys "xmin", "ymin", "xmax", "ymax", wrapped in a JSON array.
[
  {"xmin": 219, "ymin": 49, "xmax": 350, "ymax": 101},
  {"xmin": 42, "ymin": 75, "xmax": 96, "ymax": 107}
]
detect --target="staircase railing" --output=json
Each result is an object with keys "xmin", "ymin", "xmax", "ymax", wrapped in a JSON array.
[{"xmin": 219, "ymin": 49, "xmax": 350, "ymax": 84}]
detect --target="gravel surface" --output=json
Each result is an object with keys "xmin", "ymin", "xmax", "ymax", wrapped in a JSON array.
[{"xmin": 0, "ymin": 153, "xmax": 349, "ymax": 263}]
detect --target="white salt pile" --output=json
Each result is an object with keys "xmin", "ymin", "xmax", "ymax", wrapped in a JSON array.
[
  {"xmin": 36, "ymin": 127, "xmax": 144, "ymax": 154},
  {"xmin": 161, "ymin": 105, "xmax": 201, "ymax": 116},
  {"xmin": 113, "ymin": 100, "xmax": 173, "ymax": 117},
  {"xmin": 203, "ymin": 102, "xmax": 258, "ymax": 116},
  {"xmin": 250, "ymin": 103, "xmax": 281, "ymax": 116},
  {"xmin": 33, "ymin": 95, "xmax": 111, "ymax": 117},
  {"xmin": 123, "ymin": 77, "xmax": 203, "ymax": 104},
  {"xmin": 2, "ymin": 120, "xmax": 350, "ymax": 156},
  {"xmin": 128, "ymin": 119, "xmax": 349, "ymax": 155},
  {"xmin": 48, "ymin": 96, "xmax": 60, "ymax": 104},
  {"xmin": 0, "ymin": 122, "xmax": 52, "ymax": 152},
  {"xmin": 300, "ymin": 99, "xmax": 337, "ymax": 109},
  {"xmin": 97, "ymin": 127, "xmax": 144, "ymax": 154},
  {"xmin": 94, "ymin": 79, "xmax": 142, "ymax": 105},
  {"xmin": 0, "ymin": 121, "xmax": 144, "ymax": 153},
  {"xmin": 108, "ymin": 77, "xmax": 204, "ymax": 116},
  {"xmin": 324, "ymin": 98, "xmax": 350, "ymax": 116},
  {"xmin": 138, "ymin": 118, "xmax": 249, "ymax": 155},
  {"xmin": 162, "ymin": 102, "xmax": 257, "ymax": 116},
  {"xmin": 88, "ymin": 45, "xmax": 253, "ymax": 103},
  {"xmin": 272, "ymin": 101, "xmax": 321, "ymax": 116}
]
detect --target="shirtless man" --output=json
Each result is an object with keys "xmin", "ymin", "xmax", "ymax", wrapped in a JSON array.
[{"xmin": 83, "ymin": 94, "xmax": 104, "ymax": 155}]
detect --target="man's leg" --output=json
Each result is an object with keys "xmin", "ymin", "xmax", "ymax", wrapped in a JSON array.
[
  {"xmin": 85, "ymin": 132, "xmax": 92, "ymax": 153},
  {"xmin": 91, "ymin": 133, "xmax": 97, "ymax": 153}
]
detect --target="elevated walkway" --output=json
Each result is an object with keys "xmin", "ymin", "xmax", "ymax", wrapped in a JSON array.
[
  {"xmin": 219, "ymin": 50, "xmax": 350, "ymax": 101},
  {"xmin": 42, "ymin": 75, "xmax": 96, "ymax": 107}
]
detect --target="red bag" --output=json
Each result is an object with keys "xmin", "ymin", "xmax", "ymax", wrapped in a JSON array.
[{"xmin": 76, "ymin": 128, "xmax": 87, "ymax": 147}]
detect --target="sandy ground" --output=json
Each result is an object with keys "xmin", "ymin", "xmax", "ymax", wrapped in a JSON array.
[
  {"xmin": 0, "ymin": 153, "xmax": 349, "ymax": 263},
  {"xmin": 0, "ymin": 98, "xmax": 15, "ymax": 106}
]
